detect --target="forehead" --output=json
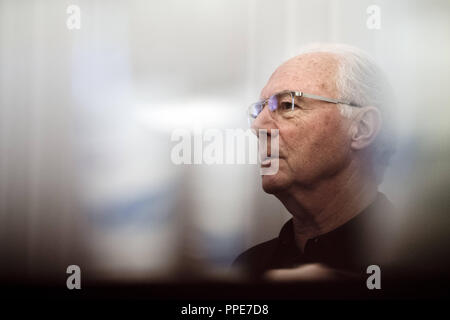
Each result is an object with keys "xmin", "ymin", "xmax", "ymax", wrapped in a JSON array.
[{"xmin": 260, "ymin": 52, "xmax": 339, "ymax": 100}]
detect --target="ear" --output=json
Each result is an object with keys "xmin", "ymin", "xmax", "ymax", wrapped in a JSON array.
[{"xmin": 350, "ymin": 107, "xmax": 382, "ymax": 150}]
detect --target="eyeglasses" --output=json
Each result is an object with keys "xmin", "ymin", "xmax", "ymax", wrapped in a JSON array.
[{"xmin": 247, "ymin": 90, "xmax": 361, "ymax": 127}]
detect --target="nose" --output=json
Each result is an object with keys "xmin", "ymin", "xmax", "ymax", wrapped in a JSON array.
[{"xmin": 251, "ymin": 105, "xmax": 278, "ymax": 138}]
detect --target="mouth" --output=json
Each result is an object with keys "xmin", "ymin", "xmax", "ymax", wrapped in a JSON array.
[{"xmin": 260, "ymin": 156, "xmax": 280, "ymax": 167}]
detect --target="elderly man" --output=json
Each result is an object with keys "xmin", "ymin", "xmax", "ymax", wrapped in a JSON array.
[{"xmin": 233, "ymin": 44, "xmax": 396, "ymax": 281}]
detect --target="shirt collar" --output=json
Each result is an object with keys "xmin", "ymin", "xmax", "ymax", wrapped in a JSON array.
[{"xmin": 277, "ymin": 192, "xmax": 392, "ymax": 252}]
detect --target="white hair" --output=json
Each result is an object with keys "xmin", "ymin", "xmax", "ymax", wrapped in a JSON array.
[{"xmin": 298, "ymin": 43, "xmax": 396, "ymax": 182}]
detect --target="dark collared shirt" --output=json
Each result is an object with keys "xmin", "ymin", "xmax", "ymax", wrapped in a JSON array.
[{"xmin": 233, "ymin": 193, "xmax": 396, "ymax": 277}]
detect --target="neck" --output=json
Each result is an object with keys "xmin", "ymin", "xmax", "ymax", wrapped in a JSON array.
[{"xmin": 276, "ymin": 160, "xmax": 378, "ymax": 252}]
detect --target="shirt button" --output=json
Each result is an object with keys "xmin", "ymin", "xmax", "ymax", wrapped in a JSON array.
[{"xmin": 313, "ymin": 238, "xmax": 319, "ymax": 243}]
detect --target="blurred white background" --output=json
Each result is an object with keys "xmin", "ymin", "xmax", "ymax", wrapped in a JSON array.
[{"xmin": 1, "ymin": 0, "xmax": 449, "ymax": 281}]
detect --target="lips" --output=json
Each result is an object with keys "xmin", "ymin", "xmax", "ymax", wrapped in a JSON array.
[
  {"xmin": 260, "ymin": 155, "xmax": 281, "ymax": 167},
  {"xmin": 260, "ymin": 151, "xmax": 283, "ymax": 160},
  {"xmin": 259, "ymin": 142, "xmax": 283, "ymax": 166},
  {"xmin": 261, "ymin": 157, "xmax": 272, "ymax": 166}
]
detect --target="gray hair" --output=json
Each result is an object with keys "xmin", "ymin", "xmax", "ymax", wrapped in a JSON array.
[{"xmin": 299, "ymin": 43, "xmax": 396, "ymax": 183}]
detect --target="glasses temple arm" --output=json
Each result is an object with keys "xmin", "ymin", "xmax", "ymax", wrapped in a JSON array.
[{"xmin": 297, "ymin": 92, "xmax": 361, "ymax": 107}]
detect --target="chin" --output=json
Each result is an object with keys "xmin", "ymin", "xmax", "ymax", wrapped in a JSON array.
[{"xmin": 261, "ymin": 172, "xmax": 290, "ymax": 194}]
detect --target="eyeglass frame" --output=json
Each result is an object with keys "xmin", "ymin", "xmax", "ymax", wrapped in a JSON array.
[{"xmin": 248, "ymin": 90, "xmax": 361, "ymax": 125}]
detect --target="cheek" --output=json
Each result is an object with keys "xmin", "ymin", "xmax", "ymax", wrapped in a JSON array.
[
  {"xmin": 313, "ymin": 113, "xmax": 346, "ymax": 146},
  {"xmin": 283, "ymin": 111, "xmax": 349, "ymax": 161}
]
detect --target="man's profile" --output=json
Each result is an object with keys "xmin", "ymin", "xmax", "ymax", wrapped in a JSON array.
[{"xmin": 234, "ymin": 43, "xmax": 397, "ymax": 281}]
